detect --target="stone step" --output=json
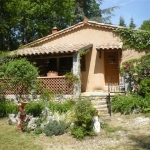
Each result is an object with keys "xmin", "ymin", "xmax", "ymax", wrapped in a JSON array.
[
  {"xmin": 91, "ymin": 100, "xmax": 107, "ymax": 105},
  {"xmin": 94, "ymin": 104, "xmax": 107, "ymax": 108}
]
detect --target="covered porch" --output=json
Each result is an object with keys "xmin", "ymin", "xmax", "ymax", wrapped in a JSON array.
[{"xmin": 8, "ymin": 43, "xmax": 93, "ymax": 97}]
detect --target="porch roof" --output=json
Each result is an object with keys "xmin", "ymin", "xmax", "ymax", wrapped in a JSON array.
[
  {"xmin": 96, "ymin": 43, "xmax": 123, "ymax": 50},
  {"xmin": 9, "ymin": 43, "xmax": 93, "ymax": 56}
]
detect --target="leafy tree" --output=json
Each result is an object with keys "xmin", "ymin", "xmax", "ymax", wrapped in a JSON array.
[
  {"xmin": 140, "ymin": 19, "xmax": 150, "ymax": 31},
  {"xmin": 129, "ymin": 17, "xmax": 136, "ymax": 28},
  {"xmin": 74, "ymin": 0, "xmax": 119, "ymax": 24},
  {"xmin": 0, "ymin": 0, "xmax": 19, "ymax": 51},
  {"xmin": 0, "ymin": 58, "xmax": 39, "ymax": 99},
  {"xmin": 118, "ymin": 16, "xmax": 126, "ymax": 27},
  {"xmin": 0, "ymin": 0, "xmax": 119, "ymax": 51}
]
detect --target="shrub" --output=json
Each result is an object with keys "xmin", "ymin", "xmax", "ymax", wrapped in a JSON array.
[
  {"xmin": 138, "ymin": 78, "xmax": 150, "ymax": 97},
  {"xmin": 112, "ymin": 94, "xmax": 143, "ymax": 114},
  {"xmin": 112, "ymin": 94, "xmax": 150, "ymax": 114},
  {"xmin": 44, "ymin": 120, "xmax": 68, "ymax": 136},
  {"xmin": 48, "ymin": 99, "xmax": 75, "ymax": 114},
  {"xmin": 70, "ymin": 99, "xmax": 95, "ymax": 140},
  {"xmin": 25, "ymin": 101, "xmax": 44, "ymax": 117},
  {"xmin": 140, "ymin": 96, "xmax": 150, "ymax": 113},
  {"xmin": 0, "ymin": 99, "xmax": 18, "ymax": 118},
  {"xmin": 0, "ymin": 58, "xmax": 38, "ymax": 98}
]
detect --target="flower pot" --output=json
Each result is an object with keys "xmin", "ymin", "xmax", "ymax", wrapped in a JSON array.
[{"xmin": 47, "ymin": 71, "xmax": 58, "ymax": 77}]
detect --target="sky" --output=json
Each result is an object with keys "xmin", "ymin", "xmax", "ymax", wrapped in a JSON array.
[{"xmin": 101, "ymin": 0, "xmax": 150, "ymax": 28}]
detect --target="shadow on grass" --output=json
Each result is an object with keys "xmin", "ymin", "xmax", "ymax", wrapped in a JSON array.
[{"xmin": 129, "ymin": 135, "xmax": 150, "ymax": 150}]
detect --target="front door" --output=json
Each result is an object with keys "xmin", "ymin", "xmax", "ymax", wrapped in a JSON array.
[{"xmin": 104, "ymin": 50, "xmax": 119, "ymax": 85}]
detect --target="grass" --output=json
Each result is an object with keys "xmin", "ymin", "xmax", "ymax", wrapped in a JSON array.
[
  {"xmin": 0, "ymin": 118, "xmax": 43, "ymax": 150},
  {"xmin": 101, "ymin": 122, "xmax": 123, "ymax": 133}
]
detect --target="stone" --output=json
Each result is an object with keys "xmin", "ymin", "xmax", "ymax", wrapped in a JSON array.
[
  {"xmin": 93, "ymin": 116, "xmax": 100, "ymax": 133},
  {"xmin": 8, "ymin": 114, "xmax": 17, "ymax": 125}
]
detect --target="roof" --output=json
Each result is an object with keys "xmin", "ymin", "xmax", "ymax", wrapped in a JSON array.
[
  {"xmin": 22, "ymin": 19, "xmax": 122, "ymax": 48},
  {"xmin": 96, "ymin": 43, "xmax": 123, "ymax": 50},
  {"xmin": 10, "ymin": 43, "xmax": 93, "ymax": 56}
]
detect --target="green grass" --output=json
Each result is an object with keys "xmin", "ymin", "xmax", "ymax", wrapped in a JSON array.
[{"xmin": 0, "ymin": 118, "xmax": 43, "ymax": 150}]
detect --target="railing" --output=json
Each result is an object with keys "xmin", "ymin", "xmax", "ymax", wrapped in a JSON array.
[
  {"xmin": 107, "ymin": 76, "xmax": 126, "ymax": 116},
  {"xmin": 0, "ymin": 76, "xmax": 74, "ymax": 95},
  {"xmin": 108, "ymin": 76, "xmax": 126, "ymax": 94}
]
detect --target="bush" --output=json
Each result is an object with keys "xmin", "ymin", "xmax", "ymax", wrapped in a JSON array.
[
  {"xmin": 70, "ymin": 99, "xmax": 95, "ymax": 140},
  {"xmin": 138, "ymin": 78, "xmax": 150, "ymax": 97},
  {"xmin": 140, "ymin": 96, "xmax": 150, "ymax": 113},
  {"xmin": 48, "ymin": 99, "xmax": 75, "ymax": 114},
  {"xmin": 0, "ymin": 58, "xmax": 39, "ymax": 98},
  {"xmin": 112, "ymin": 94, "xmax": 150, "ymax": 114},
  {"xmin": 0, "ymin": 99, "xmax": 18, "ymax": 118},
  {"xmin": 44, "ymin": 120, "xmax": 68, "ymax": 136},
  {"xmin": 25, "ymin": 101, "xmax": 44, "ymax": 117}
]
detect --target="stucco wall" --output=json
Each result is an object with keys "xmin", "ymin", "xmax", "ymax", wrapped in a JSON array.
[{"xmin": 122, "ymin": 49, "xmax": 145, "ymax": 63}]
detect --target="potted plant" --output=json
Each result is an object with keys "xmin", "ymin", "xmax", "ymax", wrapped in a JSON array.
[{"xmin": 47, "ymin": 71, "xmax": 58, "ymax": 77}]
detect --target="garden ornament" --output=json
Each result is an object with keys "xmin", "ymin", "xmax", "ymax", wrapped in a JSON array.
[{"xmin": 16, "ymin": 99, "xmax": 29, "ymax": 133}]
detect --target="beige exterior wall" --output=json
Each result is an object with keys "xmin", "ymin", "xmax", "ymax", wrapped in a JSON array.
[
  {"xmin": 39, "ymin": 25, "xmax": 146, "ymax": 92},
  {"xmin": 122, "ymin": 49, "xmax": 146, "ymax": 63}
]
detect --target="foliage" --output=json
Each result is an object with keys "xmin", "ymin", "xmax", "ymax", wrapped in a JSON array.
[
  {"xmin": 112, "ymin": 94, "xmax": 150, "ymax": 114},
  {"xmin": 140, "ymin": 19, "xmax": 150, "ymax": 32},
  {"xmin": 25, "ymin": 101, "xmax": 44, "ymax": 117},
  {"xmin": 44, "ymin": 120, "xmax": 69, "ymax": 136},
  {"xmin": 0, "ymin": 99, "xmax": 18, "ymax": 118},
  {"xmin": 0, "ymin": 0, "xmax": 119, "ymax": 51},
  {"xmin": 114, "ymin": 28, "xmax": 150, "ymax": 50},
  {"xmin": 118, "ymin": 16, "xmax": 126, "ymax": 27},
  {"xmin": 65, "ymin": 72, "xmax": 80, "ymax": 83},
  {"xmin": 39, "ymin": 87, "xmax": 54, "ymax": 101},
  {"xmin": 79, "ymin": 49, "xmax": 90, "ymax": 57},
  {"xmin": 0, "ymin": 0, "xmax": 75, "ymax": 50},
  {"xmin": 48, "ymin": 100, "xmax": 75, "ymax": 114},
  {"xmin": 70, "ymin": 99, "xmax": 95, "ymax": 139},
  {"xmin": 138, "ymin": 78, "xmax": 150, "ymax": 97},
  {"xmin": 120, "ymin": 53, "xmax": 150, "ymax": 85},
  {"xmin": 0, "ymin": 58, "xmax": 39, "ymax": 99},
  {"xmin": 129, "ymin": 17, "xmax": 136, "ymax": 29}
]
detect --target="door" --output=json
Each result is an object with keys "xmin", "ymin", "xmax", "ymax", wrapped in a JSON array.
[{"xmin": 104, "ymin": 50, "xmax": 119, "ymax": 85}]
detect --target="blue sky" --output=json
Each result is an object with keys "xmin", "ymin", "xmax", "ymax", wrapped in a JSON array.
[{"xmin": 101, "ymin": 0, "xmax": 150, "ymax": 28}]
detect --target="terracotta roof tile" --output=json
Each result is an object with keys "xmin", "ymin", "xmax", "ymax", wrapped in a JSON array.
[
  {"xmin": 96, "ymin": 43, "xmax": 123, "ymax": 50},
  {"xmin": 10, "ymin": 43, "xmax": 93, "ymax": 56}
]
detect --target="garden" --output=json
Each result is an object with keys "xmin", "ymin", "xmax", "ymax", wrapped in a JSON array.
[{"xmin": 0, "ymin": 44, "xmax": 150, "ymax": 149}]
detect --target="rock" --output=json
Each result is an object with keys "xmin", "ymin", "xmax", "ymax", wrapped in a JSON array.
[
  {"xmin": 134, "ymin": 117, "xmax": 150, "ymax": 126},
  {"xmin": 93, "ymin": 116, "xmax": 100, "ymax": 133},
  {"xmin": 27, "ymin": 117, "xmax": 38, "ymax": 130},
  {"xmin": 8, "ymin": 114, "xmax": 17, "ymax": 125}
]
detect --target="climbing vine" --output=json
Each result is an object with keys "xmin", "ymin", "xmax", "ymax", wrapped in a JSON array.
[
  {"xmin": 79, "ymin": 49, "xmax": 90, "ymax": 57},
  {"xmin": 114, "ymin": 28, "xmax": 150, "ymax": 51}
]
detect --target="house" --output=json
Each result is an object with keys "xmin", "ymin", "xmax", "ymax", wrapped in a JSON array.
[{"xmin": 10, "ymin": 19, "xmax": 146, "ymax": 97}]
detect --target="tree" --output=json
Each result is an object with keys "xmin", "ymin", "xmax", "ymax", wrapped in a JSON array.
[
  {"xmin": 118, "ymin": 16, "xmax": 126, "ymax": 27},
  {"xmin": 129, "ymin": 17, "xmax": 136, "ymax": 29},
  {"xmin": 0, "ymin": 0, "xmax": 20, "ymax": 51},
  {"xmin": 140, "ymin": 20, "xmax": 150, "ymax": 31},
  {"xmin": 0, "ymin": 0, "xmax": 118, "ymax": 51},
  {"xmin": 0, "ymin": 58, "xmax": 39, "ymax": 99},
  {"xmin": 73, "ymin": 0, "xmax": 119, "ymax": 24}
]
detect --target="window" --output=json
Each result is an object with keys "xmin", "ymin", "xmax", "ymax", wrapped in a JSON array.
[
  {"xmin": 48, "ymin": 58, "xmax": 57, "ymax": 71},
  {"xmin": 59, "ymin": 57, "xmax": 73, "ymax": 71}
]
